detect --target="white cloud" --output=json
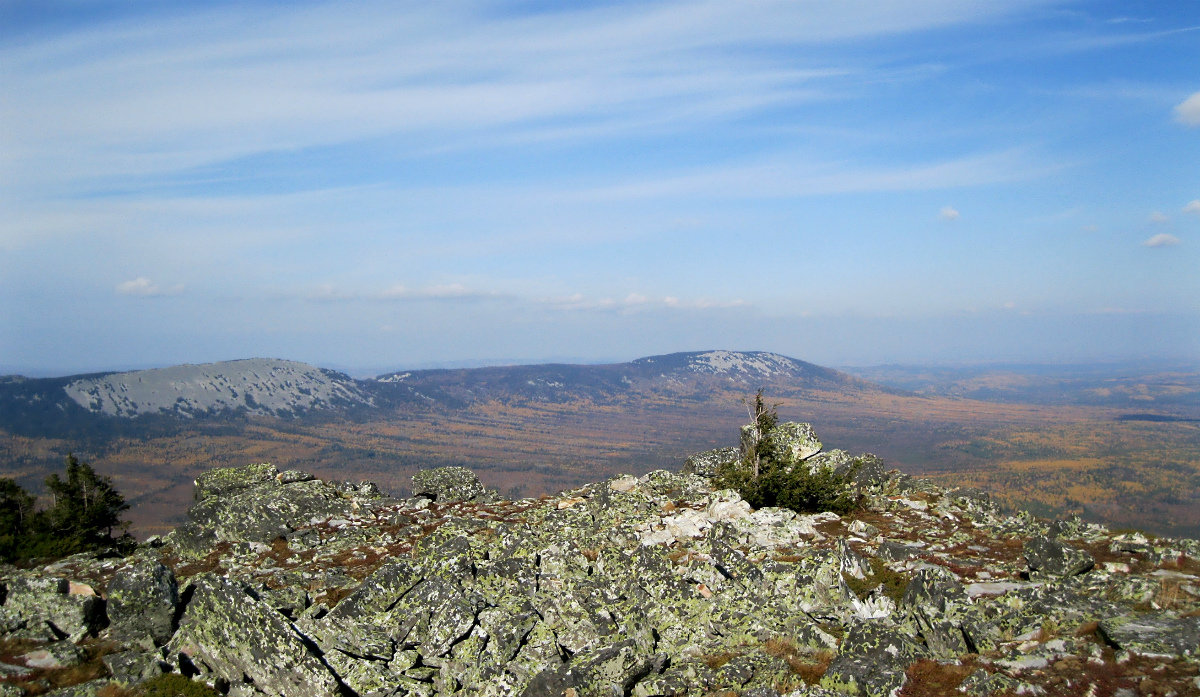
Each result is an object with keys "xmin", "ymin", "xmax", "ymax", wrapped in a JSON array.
[
  {"xmin": 1148, "ymin": 211, "xmax": 1170, "ymax": 224},
  {"xmin": 939, "ymin": 206, "xmax": 961, "ymax": 221},
  {"xmin": 1175, "ymin": 91, "xmax": 1200, "ymax": 127},
  {"xmin": 115, "ymin": 277, "xmax": 182, "ymax": 296},
  {"xmin": 1142, "ymin": 233, "xmax": 1181, "ymax": 248},
  {"xmin": 1184, "ymin": 200, "xmax": 1200, "ymax": 215}
]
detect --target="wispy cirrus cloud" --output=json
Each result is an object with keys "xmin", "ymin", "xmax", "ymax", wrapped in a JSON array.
[
  {"xmin": 563, "ymin": 148, "xmax": 1055, "ymax": 202},
  {"xmin": 1, "ymin": 0, "xmax": 1057, "ymax": 195}
]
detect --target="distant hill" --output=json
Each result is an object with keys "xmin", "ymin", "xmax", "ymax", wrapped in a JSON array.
[
  {"xmin": 0, "ymin": 351, "xmax": 884, "ymax": 435},
  {"xmin": 62, "ymin": 358, "xmax": 374, "ymax": 418},
  {"xmin": 371, "ymin": 350, "xmax": 881, "ymax": 407}
]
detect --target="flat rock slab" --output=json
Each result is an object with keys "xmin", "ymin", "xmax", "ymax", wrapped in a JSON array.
[
  {"xmin": 1099, "ymin": 614, "xmax": 1200, "ymax": 659},
  {"xmin": 965, "ymin": 581, "xmax": 1036, "ymax": 598}
]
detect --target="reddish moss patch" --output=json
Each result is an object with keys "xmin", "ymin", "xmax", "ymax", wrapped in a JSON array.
[{"xmin": 896, "ymin": 659, "xmax": 975, "ymax": 697}]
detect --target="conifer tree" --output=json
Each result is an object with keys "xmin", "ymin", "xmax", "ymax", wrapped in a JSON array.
[
  {"xmin": 0, "ymin": 477, "xmax": 36, "ymax": 560},
  {"xmin": 44, "ymin": 453, "xmax": 130, "ymax": 547}
]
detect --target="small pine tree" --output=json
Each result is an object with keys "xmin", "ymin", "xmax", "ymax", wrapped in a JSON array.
[
  {"xmin": 715, "ymin": 392, "xmax": 860, "ymax": 516},
  {"xmin": 743, "ymin": 388, "xmax": 779, "ymax": 479}
]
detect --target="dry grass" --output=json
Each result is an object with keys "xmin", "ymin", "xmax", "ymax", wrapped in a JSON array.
[
  {"xmin": 1074, "ymin": 620, "xmax": 1100, "ymax": 638},
  {"xmin": 761, "ymin": 637, "xmax": 834, "ymax": 686},
  {"xmin": 700, "ymin": 650, "xmax": 740, "ymax": 671},
  {"xmin": 896, "ymin": 659, "xmax": 975, "ymax": 697},
  {"xmin": 0, "ymin": 639, "xmax": 119, "ymax": 696},
  {"xmin": 1153, "ymin": 579, "xmax": 1182, "ymax": 610}
]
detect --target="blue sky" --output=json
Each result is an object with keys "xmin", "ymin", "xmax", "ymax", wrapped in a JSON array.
[{"xmin": 2, "ymin": 0, "xmax": 1198, "ymax": 375}]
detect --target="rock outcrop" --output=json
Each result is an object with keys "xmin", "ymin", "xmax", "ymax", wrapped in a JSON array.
[{"xmin": 2, "ymin": 423, "xmax": 1198, "ymax": 696}]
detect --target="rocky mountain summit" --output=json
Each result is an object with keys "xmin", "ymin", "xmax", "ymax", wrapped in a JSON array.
[
  {"xmin": 1, "ymin": 424, "xmax": 1198, "ymax": 697},
  {"xmin": 61, "ymin": 359, "xmax": 372, "ymax": 419}
]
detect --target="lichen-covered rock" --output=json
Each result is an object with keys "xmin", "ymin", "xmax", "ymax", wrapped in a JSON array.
[
  {"xmin": 876, "ymin": 540, "xmax": 920, "ymax": 561},
  {"xmin": 411, "ymin": 466, "xmax": 487, "ymax": 502},
  {"xmin": 103, "ymin": 649, "xmax": 168, "ymax": 685},
  {"xmin": 106, "ymin": 561, "xmax": 178, "ymax": 646},
  {"xmin": 1024, "ymin": 536, "xmax": 1095, "ymax": 577},
  {"xmin": 901, "ymin": 566, "xmax": 972, "ymax": 659},
  {"xmin": 774, "ymin": 422, "xmax": 822, "ymax": 462},
  {"xmin": 0, "ymin": 576, "xmax": 105, "ymax": 642},
  {"xmin": 682, "ymin": 447, "xmax": 738, "ymax": 478},
  {"xmin": 746, "ymin": 421, "xmax": 822, "ymax": 464},
  {"xmin": 20, "ymin": 640, "xmax": 86, "ymax": 669},
  {"xmin": 193, "ymin": 462, "xmax": 279, "ymax": 500},
  {"xmin": 171, "ymin": 468, "xmax": 376, "ymax": 556},
  {"xmin": 806, "ymin": 450, "xmax": 886, "ymax": 488},
  {"xmin": 822, "ymin": 620, "xmax": 929, "ymax": 697},
  {"xmin": 168, "ymin": 574, "xmax": 340, "ymax": 697},
  {"xmin": 523, "ymin": 640, "xmax": 666, "ymax": 697},
  {"xmin": 1098, "ymin": 614, "xmax": 1200, "ymax": 659}
]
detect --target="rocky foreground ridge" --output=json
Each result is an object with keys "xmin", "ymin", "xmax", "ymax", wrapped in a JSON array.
[{"xmin": 1, "ymin": 424, "xmax": 1199, "ymax": 697}]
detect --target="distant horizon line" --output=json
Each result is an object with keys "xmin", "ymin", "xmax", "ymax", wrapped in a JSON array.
[{"xmin": 3, "ymin": 350, "xmax": 1197, "ymax": 381}]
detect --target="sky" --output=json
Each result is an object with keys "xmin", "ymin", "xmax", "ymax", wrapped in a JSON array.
[{"xmin": 2, "ymin": 0, "xmax": 1198, "ymax": 376}]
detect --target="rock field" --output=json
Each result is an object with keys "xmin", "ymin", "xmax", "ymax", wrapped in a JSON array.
[{"xmin": 1, "ymin": 423, "xmax": 1198, "ymax": 696}]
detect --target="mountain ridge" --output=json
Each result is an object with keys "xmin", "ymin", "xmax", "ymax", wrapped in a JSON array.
[{"xmin": 1, "ymin": 351, "xmax": 889, "ymax": 427}]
